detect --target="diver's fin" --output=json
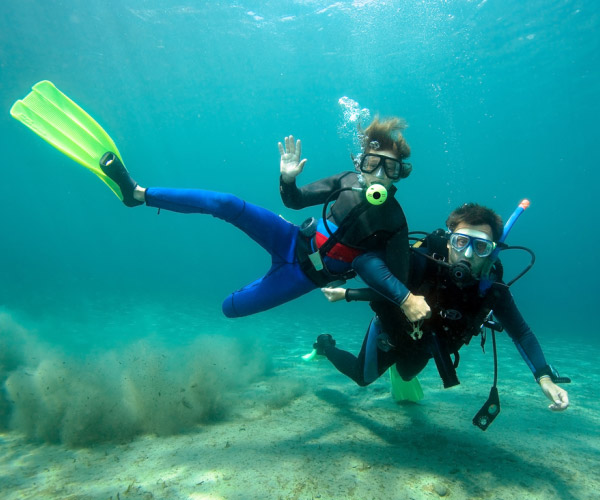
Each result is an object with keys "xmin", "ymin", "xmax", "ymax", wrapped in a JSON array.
[
  {"xmin": 389, "ymin": 366, "xmax": 424, "ymax": 402},
  {"xmin": 10, "ymin": 80, "xmax": 124, "ymax": 201},
  {"xmin": 301, "ymin": 349, "xmax": 319, "ymax": 361}
]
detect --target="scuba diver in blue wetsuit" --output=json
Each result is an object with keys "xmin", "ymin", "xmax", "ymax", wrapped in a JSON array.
[
  {"xmin": 103, "ymin": 117, "xmax": 430, "ymax": 320},
  {"xmin": 10, "ymin": 83, "xmax": 428, "ymax": 320},
  {"xmin": 314, "ymin": 203, "xmax": 570, "ymax": 429}
]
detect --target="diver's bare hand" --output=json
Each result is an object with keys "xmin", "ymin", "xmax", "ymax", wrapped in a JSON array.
[
  {"xmin": 279, "ymin": 135, "xmax": 307, "ymax": 183},
  {"xmin": 321, "ymin": 287, "xmax": 346, "ymax": 303},
  {"xmin": 401, "ymin": 293, "xmax": 431, "ymax": 322},
  {"xmin": 539, "ymin": 377, "xmax": 570, "ymax": 411}
]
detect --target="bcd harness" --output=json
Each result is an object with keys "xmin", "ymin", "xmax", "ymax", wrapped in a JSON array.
[
  {"xmin": 407, "ymin": 228, "xmax": 571, "ymax": 431},
  {"xmin": 409, "ymin": 229, "xmax": 504, "ymax": 390},
  {"xmin": 297, "ymin": 188, "xmax": 377, "ymax": 287}
]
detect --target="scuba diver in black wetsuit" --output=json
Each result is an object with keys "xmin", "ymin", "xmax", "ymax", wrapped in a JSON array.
[
  {"xmin": 94, "ymin": 115, "xmax": 430, "ymax": 320},
  {"xmin": 279, "ymin": 116, "xmax": 430, "ymax": 323},
  {"xmin": 313, "ymin": 203, "xmax": 570, "ymax": 428}
]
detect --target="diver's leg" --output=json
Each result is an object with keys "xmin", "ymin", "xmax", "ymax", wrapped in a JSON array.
[
  {"xmin": 145, "ymin": 188, "xmax": 316, "ymax": 317},
  {"xmin": 222, "ymin": 258, "xmax": 316, "ymax": 317},
  {"xmin": 321, "ymin": 317, "xmax": 396, "ymax": 386},
  {"xmin": 145, "ymin": 188, "xmax": 297, "ymax": 259},
  {"xmin": 99, "ymin": 159, "xmax": 291, "ymax": 261},
  {"xmin": 146, "ymin": 187, "xmax": 246, "ymax": 218},
  {"xmin": 396, "ymin": 339, "xmax": 431, "ymax": 382},
  {"xmin": 320, "ymin": 344, "xmax": 366, "ymax": 385},
  {"xmin": 394, "ymin": 347, "xmax": 430, "ymax": 381},
  {"xmin": 361, "ymin": 316, "xmax": 397, "ymax": 383}
]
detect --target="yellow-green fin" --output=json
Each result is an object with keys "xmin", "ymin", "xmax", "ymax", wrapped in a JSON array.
[
  {"xmin": 10, "ymin": 80, "xmax": 124, "ymax": 201},
  {"xmin": 390, "ymin": 366, "xmax": 424, "ymax": 402}
]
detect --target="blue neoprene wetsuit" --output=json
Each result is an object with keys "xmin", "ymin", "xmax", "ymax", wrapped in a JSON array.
[
  {"xmin": 146, "ymin": 187, "xmax": 319, "ymax": 317},
  {"xmin": 145, "ymin": 172, "xmax": 412, "ymax": 318}
]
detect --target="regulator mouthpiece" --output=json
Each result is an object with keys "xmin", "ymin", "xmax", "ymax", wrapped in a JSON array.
[{"xmin": 451, "ymin": 260, "xmax": 474, "ymax": 285}]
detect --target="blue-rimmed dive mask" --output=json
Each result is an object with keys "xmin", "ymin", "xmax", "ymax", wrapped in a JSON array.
[{"xmin": 449, "ymin": 229, "xmax": 496, "ymax": 258}]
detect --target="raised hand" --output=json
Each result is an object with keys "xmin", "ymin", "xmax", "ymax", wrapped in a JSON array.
[{"xmin": 278, "ymin": 135, "xmax": 307, "ymax": 183}]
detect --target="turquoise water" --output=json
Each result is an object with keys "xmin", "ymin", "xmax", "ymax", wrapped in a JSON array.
[
  {"xmin": 0, "ymin": 1, "xmax": 598, "ymax": 495},
  {"xmin": 1, "ymin": 1, "xmax": 598, "ymax": 330}
]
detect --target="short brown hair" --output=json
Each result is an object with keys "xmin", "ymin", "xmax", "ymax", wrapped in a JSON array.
[
  {"xmin": 360, "ymin": 116, "xmax": 411, "ymax": 161},
  {"xmin": 446, "ymin": 203, "xmax": 504, "ymax": 242}
]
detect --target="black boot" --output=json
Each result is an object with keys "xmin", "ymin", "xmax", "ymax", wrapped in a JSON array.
[
  {"xmin": 313, "ymin": 334, "xmax": 336, "ymax": 356},
  {"xmin": 99, "ymin": 152, "xmax": 143, "ymax": 207}
]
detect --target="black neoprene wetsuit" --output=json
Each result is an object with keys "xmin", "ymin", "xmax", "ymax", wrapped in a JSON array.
[
  {"xmin": 321, "ymin": 238, "xmax": 549, "ymax": 387},
  {"xmin": 280, "ymin": 171, "xmax": 411, "ymax": 298}
]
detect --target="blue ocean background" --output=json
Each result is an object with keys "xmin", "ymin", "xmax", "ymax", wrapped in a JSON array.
[{"xmin": 0, "ymin": 1, "xmax": 599, "ymax": 498}]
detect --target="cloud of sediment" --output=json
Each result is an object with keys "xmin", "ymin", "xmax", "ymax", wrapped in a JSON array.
[{"xmin": 0, "ymin": 310, "xmax": 289, "ymax": 447}]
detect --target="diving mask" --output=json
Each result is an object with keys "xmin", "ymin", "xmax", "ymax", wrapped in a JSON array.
[
  {"xmin": 358, "ymin": 153, "xmax": 408, "ymax": 181},
  {"xmin": 449, "ymin": 230, "xmax": 496, "ymax": 258}
]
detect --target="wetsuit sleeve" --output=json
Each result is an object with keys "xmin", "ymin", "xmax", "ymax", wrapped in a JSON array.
[
  {"xmin": 384, "ymin": 223, "xmax": 410, "ymax": 284},
  {"xmin": 345, "ymin": 288, "xmax": 381, "ymax": 302},
  {"xmin": 493, "ymin": 286, "xmax": 548, "ymax": 376},
  {"xmin": 352, "ymin": 251, "xmax": 410, "ymax": 306},
  {"xmin": 279, "ymin": 172, "xmax": 345, "ymax": 209}
]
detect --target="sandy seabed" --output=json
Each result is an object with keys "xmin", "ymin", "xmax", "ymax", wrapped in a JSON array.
[{"xmin": 0, "ymin": 311, "xmax": 598, "ymax": 500}]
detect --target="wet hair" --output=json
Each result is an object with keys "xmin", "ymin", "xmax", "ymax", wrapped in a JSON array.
[
  {"xmin": 360, "ymin": 116, "xmax": 411, "ymax": 177},
  {"xmin": 446, "ymin": 203, "xmax": 504, "ymax": 242}
]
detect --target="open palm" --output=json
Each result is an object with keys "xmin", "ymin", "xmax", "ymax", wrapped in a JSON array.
[{"xmin": 278, "ymin": 135, "xmax": 307, "ymax": 182}]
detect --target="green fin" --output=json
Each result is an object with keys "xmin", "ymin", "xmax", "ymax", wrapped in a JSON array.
[
  {"xmin": 301, "ymin": 349, "xmax": 318, "ymax": 361},
  {"xmin": 389, "ymin": 367, "xmax": 424, "ymax": 402},
  {"xmin": 10, "ymin": 80, "xmax": 124, "ymax": 201}
]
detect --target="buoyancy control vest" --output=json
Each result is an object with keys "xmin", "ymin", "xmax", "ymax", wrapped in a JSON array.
[
  {"xmin": 295, "ymin": 172, "xmax": 409, "ymax": 287},
  {"xmin": 326, "ymin": 173, "xmax": 406, "ymax": 251},
  {"xmin": 370, "ymin": 229, "xmax": 504, "ymax": 387}
]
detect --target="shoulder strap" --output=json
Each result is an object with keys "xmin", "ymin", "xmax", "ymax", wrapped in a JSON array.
[{"xmin": 318, "ymin": 200, "xmax": 372, "ymax": 257}]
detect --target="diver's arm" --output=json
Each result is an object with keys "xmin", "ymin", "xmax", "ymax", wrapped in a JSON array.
[
  {"xmin": 321, "ymin": 286, "xmax": 380, "ymax": 303},
  {"xmin": 494, "ymin": 287, "xmax": 569, "ymax": 411},
  {"xmin": 280, "ymin": 172, "xmax": 348, "ymax": 209},
  {"xmin": 384, "ymin": 227, "xmax": 411, "ymax": 284},
  {"xmin": 493, "ymin": 288, "xmax": 547, "ymax": 372},
  {"xmin": 352, "ymin": 251, "xmax": 430, "ymax": 322},
  {"xmin": 538, "ymin": 377, "xmax": 569, "ymax": 411}
]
